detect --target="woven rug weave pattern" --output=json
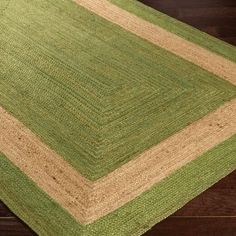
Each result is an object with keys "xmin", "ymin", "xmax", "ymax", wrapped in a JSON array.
[{"xmin": 0, "ymin": 0, "xmax": 236, "ymax": 235}]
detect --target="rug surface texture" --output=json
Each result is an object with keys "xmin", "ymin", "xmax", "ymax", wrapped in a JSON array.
[{"xmin": 0, "ymin": 0, "xmax": 236, "ymax": 235}]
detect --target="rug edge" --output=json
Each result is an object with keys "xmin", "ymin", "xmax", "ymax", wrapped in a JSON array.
[{"xmin": 1, "ymin": 135, "xmax": 235, "ymax": 235}]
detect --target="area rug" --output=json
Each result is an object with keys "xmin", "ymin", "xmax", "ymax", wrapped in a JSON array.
[{"xmin": 0, "ymin": 0, "xmax": 236, "ymax": 235}]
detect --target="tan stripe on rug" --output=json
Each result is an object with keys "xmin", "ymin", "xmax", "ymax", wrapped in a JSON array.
[
  {"xmin": 1, "ymin": 98, "xmax": 236, "ymax": 224},
  {"xmin": 0, "ymin": 107, "xmax": 92, "ymax": 224},
  {"xmin": 74, "ymin": 0, "xmax": 236, "ymax": 85}
]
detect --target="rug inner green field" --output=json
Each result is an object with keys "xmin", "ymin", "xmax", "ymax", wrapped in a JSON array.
[
  {"xmin": 1, "ymin": 135, "xmax": 236, "ymax": 235},
  {"xmin": 0, "ymin": 0, "xmax": 236, "ymax": 180}
]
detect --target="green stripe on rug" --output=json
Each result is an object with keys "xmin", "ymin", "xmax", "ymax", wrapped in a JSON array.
[
  {"xmin": 0, "ymin": 0, "xmax": 235, "ymax": 180},
  {"xmin": 1, "ymin": 135, "xmax": 235, "ymax": 235}
]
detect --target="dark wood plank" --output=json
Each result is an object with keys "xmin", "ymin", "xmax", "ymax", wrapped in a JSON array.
[
  {"xmin": 144, "ymin": 218, "xmax": 236, "ymax": 236},
  {"xmin": 140, "ymin": 0, "xmax": 236, "ymax": 8},
  {"xmin": 0, "ymin": 218, "xmax": 36, "ymax": 236},
  {"xmin": 178, "ymin": 7, "xmax": 236, "ymax": 18}
]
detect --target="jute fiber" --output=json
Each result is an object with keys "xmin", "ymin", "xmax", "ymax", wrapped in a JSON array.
[{"xmin": 0, "ymin": 0, "xmax": 236, "ymax": 235}]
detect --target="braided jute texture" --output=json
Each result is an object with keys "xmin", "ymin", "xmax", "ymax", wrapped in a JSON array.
[{"xmin": 0, "ymin": 0, "xmax": 236, "ymax": 235}]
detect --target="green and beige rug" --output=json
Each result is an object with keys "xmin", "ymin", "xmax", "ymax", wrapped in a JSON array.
[{"xmin": 0, "ymin": 0, "xmax": 236, "ymax": 235}]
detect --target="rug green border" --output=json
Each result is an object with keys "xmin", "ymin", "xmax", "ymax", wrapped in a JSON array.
[
  {"xmin": 1, "ymin": 135, "xmax": 235, "ymax": 235},
  {"xmin": 109, "ymin": 0, "xmax": 236, "ymax": 63}
]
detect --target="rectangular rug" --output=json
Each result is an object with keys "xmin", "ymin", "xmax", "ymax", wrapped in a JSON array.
[{"xmin": 0, "ymin": 0, "xmax": 236, "ymax": 235}]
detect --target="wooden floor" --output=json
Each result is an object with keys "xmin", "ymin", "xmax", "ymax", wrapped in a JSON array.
[{"xmin": 1, "ymin": 0, "xmax": 236, "ymax": 235}]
